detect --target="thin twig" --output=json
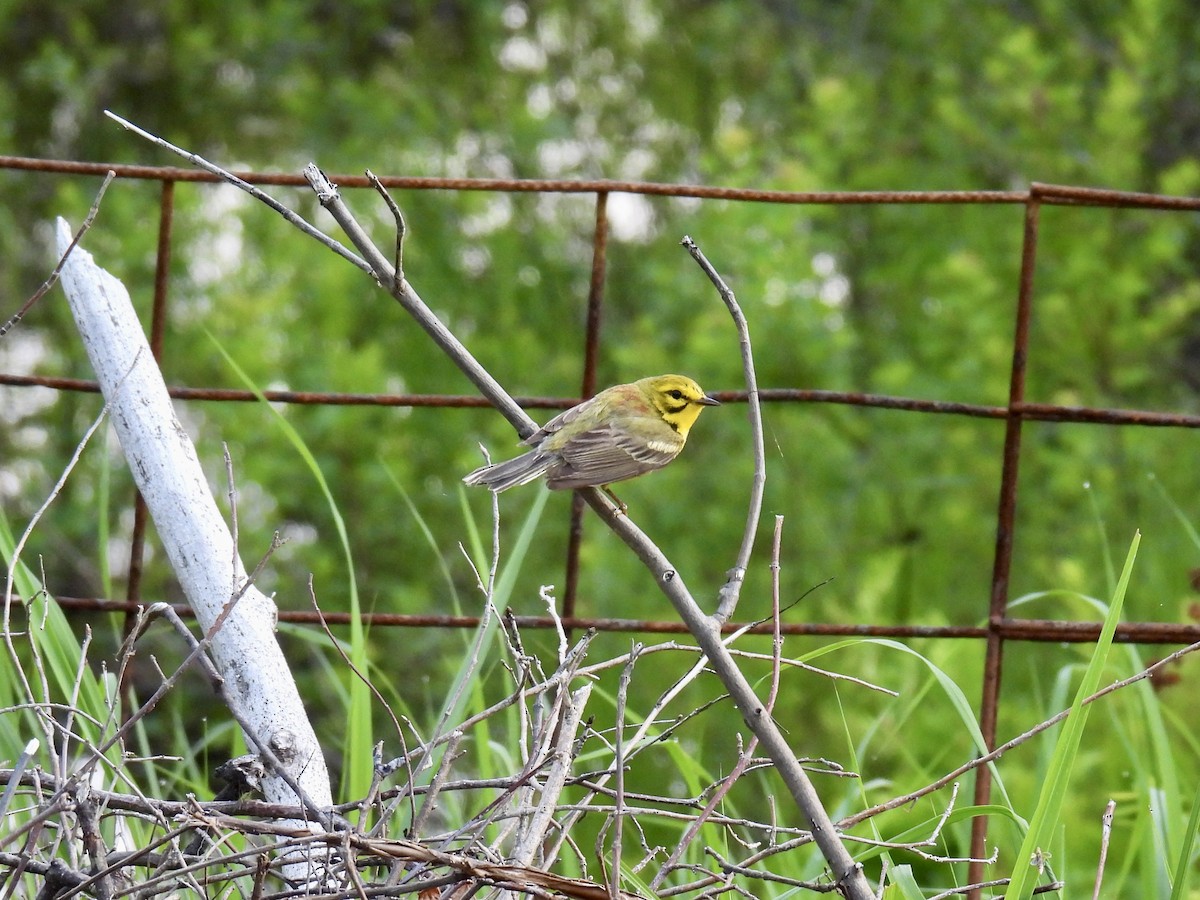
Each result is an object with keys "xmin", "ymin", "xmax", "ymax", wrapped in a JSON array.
[
  {"xmin": 71, "ymin": 788, "xmax": 113, "ymax": 900},
  {"xmin": 1092, "ymin": 799, "xmax": 1116, "ymax": 900},
  {"xmin": 3, "ymin": 404, "xmax": 110, "ymax": 757},
  {"xmin": 541, "ymin": 585, "xmax": 569, "ymax": 665},
  {"xmin": 408, "ymin": 731, "xmax": 463, "ymax": 840},
  {"xmin": 303, "ymin": 576, "xmax": 413, "ymax": 825},
  {"xmin": 59, "ymin": 623, "xmax": 96, "ymax": 791},
  {"xmin": 705, "ymin": 848, "xmax": 833, "ymax": 892},
  {"xmin": 609, "ymin": 643, "xmax": 641, "ymax": 900},
  {"xmin": 925, "ymin": 878, "xmax": 1065, "ymax": 899},
  {"xmin": 103, "ymin": 112, "xmax": 368, "ymax": 272},
  {"xmin": 767, "ymin": 516, "xmax": 785, "ymax": 711},
  {"xmin": 365, "ymin": 171, "xmax": 406, "ymax": 288},
  {"xmin": 659, "ymin": 783, "xmax": 972, "ymax": 897},
  {"xmin": 137, "ymin": 604, "xmax": 224, "ymax": 685},
  {"xmin": 574, "ymin": 639, "xmax": 895, "ymax": 697},
  {"xmin": 550, "ymin": 648, "xmax": 718, "ymax": 866},
  {"xmin": 681, "ymin": 236, "xmax": 766, "ymax": 625},
  {"xmin": 651, "ymin": 518, "xmax": 788, "ymax": 890},
  {"xmin": 1, "ymin": 171, "xmax": 115, "ymax": 338},
  {"xmin": 303, "ymin": 165, "xmax": 535, "ymax": 435},
  {"xmin": 510, "ymin": 683, "xmax": 593, "ymax": 870}
]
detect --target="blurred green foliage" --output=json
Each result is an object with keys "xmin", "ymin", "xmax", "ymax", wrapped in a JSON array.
[{"xmin": 3, "ymin": 0, "xmax": 1200, "ymax": 893}]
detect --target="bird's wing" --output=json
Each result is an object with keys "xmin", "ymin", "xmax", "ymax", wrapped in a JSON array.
[
  {"xmin": 547, "ymin": 422, "xmax": 681, "ymax": 488},
  {"xmin": 522, "ymin": 393, "xmax": 609, "ymax": 446}
]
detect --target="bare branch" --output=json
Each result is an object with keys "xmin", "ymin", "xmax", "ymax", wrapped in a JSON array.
[
  {"xmin": 1091, "ymin": 799, "xmax": 1116, "ymax": 900},
  {"xmin": 302, "ymin": 164, "xmax": 534, "ymax": 437},
  {"xmin": 609, "ymin": 643, "xmax": 641, "ymax": 899},
  {"xmin": 3, "ymin": 404, "xmax": 109, "ymax": 760},
  {"xmin": 365, "ymin": 170, "xmax": 407, "ymax": 287},
  {"xmin": 408, "ymin": 731, "xmax": 463, "ymax": 840},
  {"xmin": 680, "ymin": 236, "xmax": 766, "ymax": 625},
  {"xmin": 0, "ymin": 170, "xmax": 114, "ymax": 337},
  {"xmin": 103, "ymin": 111, "xmax": 367, "ymax": 272}
]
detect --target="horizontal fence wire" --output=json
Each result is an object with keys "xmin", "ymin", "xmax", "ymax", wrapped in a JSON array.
[
  {"xmin": 6, "ymin": 153, "xmax": 1200, "ymax": 207},
  {"xmin": 26, "ymin": 596, "xmax": 1200, "ymax": 645},
  {"xmin": 4, "ymin": 154, "xmax": 1199, "ymax": 884},
  {"xmin": 6, "ymin": 375, "xmax": 1200, "ymax": 427}
]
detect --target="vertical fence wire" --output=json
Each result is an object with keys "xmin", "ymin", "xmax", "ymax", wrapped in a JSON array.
[
  {"xmin": 968, "ymin": 198, "xmax": 1042, "ymax": 889},
  {"xmin": 563, "ymin": 190, "xmax": 610, "ymax": 624},
  {"xmin": 124, "ymin": 178, "xmax": 176, "ymax": 608},
  {"xmin": 118, "ymin": 178, "xmax": 177, "ymax": 711}
]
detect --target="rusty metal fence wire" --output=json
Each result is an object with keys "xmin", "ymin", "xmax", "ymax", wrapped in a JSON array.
[{"xmin": 4, "ymin": 154, "xmax": 1200, "ymax": 874}]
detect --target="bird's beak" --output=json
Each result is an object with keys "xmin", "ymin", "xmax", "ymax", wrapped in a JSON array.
[{"xmin": 698, "ymin": 394, "xmax": 721, "ymax": 406}]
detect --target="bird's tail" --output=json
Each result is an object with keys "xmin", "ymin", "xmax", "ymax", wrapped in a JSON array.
[{"xmin": 462, "ymin": 450, "xmax": 554, "ymax": 492}]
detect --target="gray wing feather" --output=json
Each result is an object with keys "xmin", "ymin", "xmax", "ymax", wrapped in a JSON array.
[
  {"xmin": 546, "ymin": 423, "xmax": 680, "ymax": 489},
  {"xmin": 463, "ymin": 450, "xmax": 554, "ymax": 492}
]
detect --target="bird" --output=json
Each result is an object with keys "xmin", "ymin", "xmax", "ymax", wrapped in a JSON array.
[{"xmin": 463, "ymin": 374, "xmax": 720, "ymax": 492}]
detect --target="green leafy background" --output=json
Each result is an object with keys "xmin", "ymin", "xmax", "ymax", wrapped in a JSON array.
[{"xmin": 3, "ymin": 1, "xmax": 1200, "ymax": 894}]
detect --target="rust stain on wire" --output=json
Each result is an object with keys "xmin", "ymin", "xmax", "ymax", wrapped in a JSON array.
[{"xmin": 0, "ymin": 155, "xmax": 1023, "ymax": 202}]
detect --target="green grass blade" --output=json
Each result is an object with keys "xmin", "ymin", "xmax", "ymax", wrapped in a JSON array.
[
  {"xmin": 1, "ymin": 505, "xmax": 109, "ymax": 750},
  {"xmin": 425, "ymin": 486, "xmax": 549, "ymax": 779},
  {"xmin": 380, "ymin": 460, "xmax": 462, "ymax": 612},
  {"xmin": 884, "ymin": 863, "xmax": 925, "ymax": 899},
  {"xmin": 811, "ymin": 636, "xmax": 1012, "ymax": 808},
  {"xmin": 1168, "ymin": 782, "xmax": 1200, "ymax": 900},
  {"xmin": 1148, "ymin": 474, "xmax": 1200, "ymax": 552},
  {"xmin": 1083, "ymin": 480, "xmax": 1116, "ymax": 595},
  {"xmin": 210, "ymin": 334, "xmax": 372, "ymax": 802},
  {"xmin": 1004, "ymin": 531, "xmax": 1139, "ymax": 899}
]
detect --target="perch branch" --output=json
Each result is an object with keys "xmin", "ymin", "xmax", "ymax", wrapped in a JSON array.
[{"xmin": 650, "ymin": 516, "xmax": 785, "ymax": 890}]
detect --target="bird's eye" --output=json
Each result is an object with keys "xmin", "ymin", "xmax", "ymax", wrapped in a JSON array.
[{"xmin": 668, "ymin": 390, "xmax": 684, "ymax": 400}]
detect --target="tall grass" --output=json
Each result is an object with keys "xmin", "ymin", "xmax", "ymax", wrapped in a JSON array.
[{"xmin": 1004, "ymin": 533, "xmax": 1138, "ymax": 898}]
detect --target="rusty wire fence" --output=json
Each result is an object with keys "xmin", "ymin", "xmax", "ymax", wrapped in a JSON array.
[{"xmin": 4, "ymin": 154, "xmax": 1200, "ymax": 873}]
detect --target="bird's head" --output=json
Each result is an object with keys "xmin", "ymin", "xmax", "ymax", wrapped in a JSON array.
[{"xmin": 639, "ymin": 374, "xmax": 720, "ymax": 438}]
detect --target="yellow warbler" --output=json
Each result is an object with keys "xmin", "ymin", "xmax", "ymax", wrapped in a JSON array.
[{"xmin": 463, "ymin": 374, "xmax": 719, "ymax": 492}]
